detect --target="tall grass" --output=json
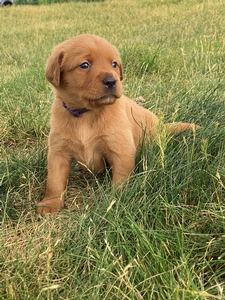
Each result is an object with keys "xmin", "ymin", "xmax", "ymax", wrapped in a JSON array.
[{"xmin": 0, "ymin": 0, "xmax": 225, "ymax": 299}]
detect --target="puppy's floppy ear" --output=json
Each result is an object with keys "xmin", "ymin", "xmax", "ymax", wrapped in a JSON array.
[{"xmin": 45, "ymin": 49, "xmax": 64, "ymax": 87}]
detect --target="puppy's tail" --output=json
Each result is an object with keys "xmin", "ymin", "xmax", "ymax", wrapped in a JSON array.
[{"xmin": 164, "ymin": 122, "xmax": 201, "ymax": 134}]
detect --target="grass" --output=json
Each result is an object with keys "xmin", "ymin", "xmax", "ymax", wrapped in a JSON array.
[{"xmin": 0, "ymin": 0, "xmax": 225, "ymax": 298}]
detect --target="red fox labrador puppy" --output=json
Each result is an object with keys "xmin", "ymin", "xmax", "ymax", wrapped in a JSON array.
[{"xmin": 37, "ymin": 34, "xmax": 200, "ymax": 214}]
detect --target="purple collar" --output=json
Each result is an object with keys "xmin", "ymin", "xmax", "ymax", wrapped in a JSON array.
[{"xmin": 62, "ymin": 101, "xmax": 90, "ymax": 117}]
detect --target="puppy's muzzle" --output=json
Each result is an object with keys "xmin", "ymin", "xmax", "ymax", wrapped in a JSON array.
[{"xmin": 102, "ymin": 76, "xmax": 116, "ymax": 90}]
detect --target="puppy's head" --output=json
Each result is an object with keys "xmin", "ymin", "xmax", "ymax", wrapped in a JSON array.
[{"xmin": 45, "ymin": 34, "xmax": 123, "ymax": 109}]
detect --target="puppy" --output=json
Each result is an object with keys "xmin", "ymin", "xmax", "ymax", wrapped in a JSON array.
[{"xmin": 37, "ymin": 34, "xmax": 200, "ymax": 214}]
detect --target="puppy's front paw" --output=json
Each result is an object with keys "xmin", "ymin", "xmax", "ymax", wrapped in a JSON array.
[{"xmin": 36, "ymin": 198, "xmax": 63, "ymax": 215}]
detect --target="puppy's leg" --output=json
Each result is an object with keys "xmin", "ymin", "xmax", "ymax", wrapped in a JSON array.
[
  {"xmin": 37, "ymin": 153, "xmax": 72, "ymax": 215},
  {"xmin": 111, "ymin": 153, "xmax": 136, "ymax": 186}
]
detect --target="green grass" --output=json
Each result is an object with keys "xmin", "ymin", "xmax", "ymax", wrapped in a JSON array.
[{"xmin": 1, "ymin": 0, "xmax": 225, "ymax": 299}]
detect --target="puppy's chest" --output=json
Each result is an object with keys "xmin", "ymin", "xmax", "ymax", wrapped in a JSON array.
[{"xmin": 69, "ymin": 125, "xmax": 107, "ymax": 167}]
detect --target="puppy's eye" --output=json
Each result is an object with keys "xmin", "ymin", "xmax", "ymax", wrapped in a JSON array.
[
  {"xmin": 79, "ymin": 62, "xmax": 90, "ymax": 69},
  {"xmin": 112, "ymin": 61, "xmax": 118, "ymax": 68}
]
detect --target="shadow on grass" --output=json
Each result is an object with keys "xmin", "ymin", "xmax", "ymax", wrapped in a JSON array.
[{"xmin": 15, "ymin": 0, "xmax": 104, "ymax": 5}]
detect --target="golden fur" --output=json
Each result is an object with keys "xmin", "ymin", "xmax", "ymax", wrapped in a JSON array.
[{"xmin": 37, "ymin": 34, "xmax": 200, "ymax": 214}]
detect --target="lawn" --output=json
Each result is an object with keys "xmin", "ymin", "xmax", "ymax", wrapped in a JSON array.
[{"xmin": 0, "ymin": 0, "xmax": 225, "ymax": 299}]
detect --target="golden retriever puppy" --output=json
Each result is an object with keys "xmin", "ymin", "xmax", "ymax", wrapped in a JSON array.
[{"xmin": 37, "ymin": 34, "xmax": 200, "ymax": 214}]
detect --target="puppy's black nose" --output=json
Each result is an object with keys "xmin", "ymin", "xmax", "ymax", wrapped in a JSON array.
[{"xmin": 102, "ymin": 76, "xmax": 116, "ymax": 89}]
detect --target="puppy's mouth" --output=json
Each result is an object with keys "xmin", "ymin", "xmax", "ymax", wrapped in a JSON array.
[{"xmin": 89, "ymin": 93, "xmax": 120, "ymax": 106}]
